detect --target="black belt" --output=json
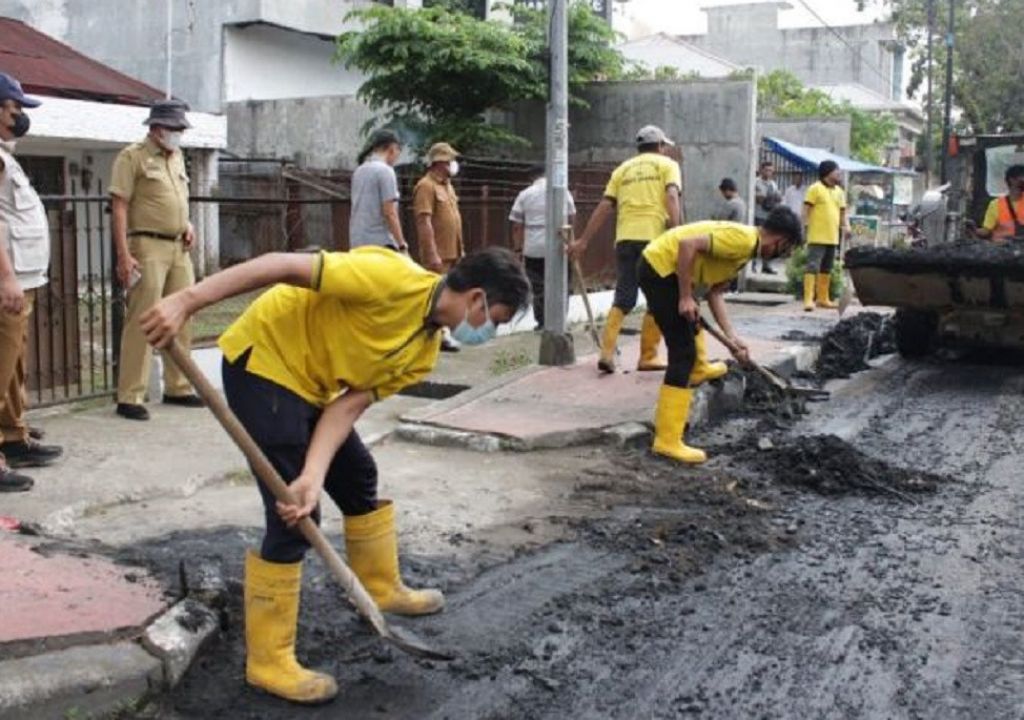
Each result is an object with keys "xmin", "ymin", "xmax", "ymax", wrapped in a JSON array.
[{"xmin": 128, "ymin": 230, "xmax": 183, "ymax": 241}]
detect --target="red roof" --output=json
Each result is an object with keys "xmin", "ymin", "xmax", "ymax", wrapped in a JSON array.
[{"xmin": 0, "ymin": 17, "xmax": 165, "ymax": 106}]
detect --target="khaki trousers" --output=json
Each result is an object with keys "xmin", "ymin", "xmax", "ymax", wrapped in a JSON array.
[
  {"xmin": 116, "ymin": 236, "xmax": 194, "ymax": 404},
  {"xmin": 0, "ymin": 288, "xmax": 34, "ymax": 443}
]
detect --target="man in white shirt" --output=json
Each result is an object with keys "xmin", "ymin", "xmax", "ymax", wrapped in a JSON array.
[
  {"xmin": 509, "ymin": 165, "xmax": 576, "ymax": 329},
  {"xmin": 0, "ymin": 73, "xmax": 63, "ymax": 491},
  {"xmin": 783, "ymin": 174, "xmax": 807, "ymax": 218}
]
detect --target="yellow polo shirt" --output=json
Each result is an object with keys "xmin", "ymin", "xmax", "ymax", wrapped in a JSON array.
[
  {"xmin": 604, "ymin": 153, "xmax": 682, "ymax": 242},
  {"xmin": 803, "ymin": 180, "xmax": 846, "ymax": 246},
  {"xmin": 218, "ymin": 247, "xmax": 442, "ymax": 406},
  {"xmin": 643, "ymin": 221, "xmax": 759, "ymax": 288}
]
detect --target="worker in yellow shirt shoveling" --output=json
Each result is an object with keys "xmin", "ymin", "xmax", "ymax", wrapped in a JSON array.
[
  {"xmin": 639, "ymin": 207, "xmax": 803, "ymax": 464},
  {"xmin": 140, "ymin": 246, "xmax": 530, "ymax": 705}
]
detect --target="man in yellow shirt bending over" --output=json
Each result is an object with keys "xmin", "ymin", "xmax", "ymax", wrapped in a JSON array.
[
  {"xmin": 140, "ymin": 246, "xmax": 529, "ymax": 705},
  {"xmin": 569, "ymin": 125, "xmax": 682, "ymax": 374},
  {"xmin": 639, "ymin": 207, "xmax": 803, "ymax": 464}
]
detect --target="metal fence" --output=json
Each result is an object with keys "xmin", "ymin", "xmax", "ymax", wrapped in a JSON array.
[
  {"xmin": 24, "ymin": 160, "xmax": 622, "ymax": 407},
  {"xmin": 26, "ymin": 193, "xmax": 122, "ymax": 407}
]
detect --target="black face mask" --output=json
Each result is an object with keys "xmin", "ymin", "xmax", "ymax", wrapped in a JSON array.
[{"xmin": 10, "ymin": 112, "xmax": 29, "ymax": 138}]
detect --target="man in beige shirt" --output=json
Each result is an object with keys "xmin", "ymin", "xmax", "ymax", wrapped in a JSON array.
[
  {"xmin": 413, "ymin": 142, "xmax": 465, "ymax": 351},
  {"xmin": 110, "ymin": 100, "xmax": 202, "ymax": 420}
]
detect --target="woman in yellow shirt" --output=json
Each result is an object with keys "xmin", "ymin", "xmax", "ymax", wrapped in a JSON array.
[
  {"xmin": 639, "ymin": 207, "xmax": 803, "ymax": 464},
  {"xmin": 140, "ymin": 246, "xmax": 529, "ymax": 705}
]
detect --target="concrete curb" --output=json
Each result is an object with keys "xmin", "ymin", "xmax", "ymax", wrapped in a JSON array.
[
  {"xmin": 396, "ymin": 343, "xmax": 821, "ymax": 453},
  {"xmin": 0, "ymin": 593, "xmax": 223, "ymax": 719}
]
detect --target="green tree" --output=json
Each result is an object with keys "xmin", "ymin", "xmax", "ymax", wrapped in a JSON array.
[
  {"xmin": 335, "ymin": 1, "xmax": 625, "ymax": 153},
  {"xmin": 861, "ymin": 0, "xmax": 1024, "ymax": 134},
  {"xmin": 336, "ymin": 5, "xmax": 537, "ymax": 151},
  {"xmin": 756, "ymin": 70, "xmax": 898, "ymax": 165}
]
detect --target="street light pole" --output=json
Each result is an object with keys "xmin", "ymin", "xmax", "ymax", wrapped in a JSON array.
[
  {"xmin": 939, "ymin": 0, "xmax": 954, "ymax": 184},
  {"xmin": 924, "ymin": 0, "xmax": 935, "ymax": 186},
  {"xmin": 165, "ymin": 0, "xmax": 173, "ymax": 99},
  {"xmin": 539, "ymin": 0, "xmax": 574, "ymax": 366}
]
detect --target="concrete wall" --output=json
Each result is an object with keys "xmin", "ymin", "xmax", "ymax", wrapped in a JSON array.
[
  {"xmin": 681, "ymin": 3, "xmax": 898, "ymax": 100},
  {"xmin": 758, "ymin": 117, "xmax": 851, "ymax": 157},
  {"xmin": 223, "ymin": 24, "xmax": 364, "ymax": 102},
  {"xmin": 500, "ymin": 78, "xmax": 758, "ymax": 224},
  {"xmin": 227, "ymin": 95, "xmax": 376, "ymax": 169}
]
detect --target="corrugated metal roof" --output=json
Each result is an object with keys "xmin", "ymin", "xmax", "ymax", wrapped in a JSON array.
[{"xmin": 0, "ymin": 17, "xmax": 164, "ymax": 106}]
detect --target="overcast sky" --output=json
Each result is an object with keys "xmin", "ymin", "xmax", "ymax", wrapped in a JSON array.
[{"xmin": 618, "ymin": 0, "xmax": 889, "ymax": 36}]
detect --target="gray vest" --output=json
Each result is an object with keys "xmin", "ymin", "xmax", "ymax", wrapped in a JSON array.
[{"xmin": 0, "ymin": 143, "xmax": 49, "ymax": 290}]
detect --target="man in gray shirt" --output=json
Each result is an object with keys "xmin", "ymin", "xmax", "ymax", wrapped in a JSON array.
[
  {"xmin": 754, "ymin": 161, "xmax": 781, "ymax": 273},
  {"xmin": 712, "ymin": 177, "xmax": 746, "ymax": 222},
  {"xmin": 350, "ymin": 129, "xmax": 407, "ymax": 251}
]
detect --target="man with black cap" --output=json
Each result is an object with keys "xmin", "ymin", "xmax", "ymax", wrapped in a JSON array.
[
  {"xmin": 0, "ymin": 72, "xmax": 64, "ymax": 491},
  {"xmin": 413, "ymin": 141, "xmax": 464, "ymax": 351},
  {"xmin": 802, "ymin": 159, "xmax": 848, "ymax": 311},
  {"xmin": 110, "ymin": 100, "xmax": 203, "ymax": 420},
  {"xmin": 568, "ymin": 125, "xmax": 682, "ymax": 374},
  {"xmin": 350, "ymin": 129, "xmax": 407, "ymax": 252}
]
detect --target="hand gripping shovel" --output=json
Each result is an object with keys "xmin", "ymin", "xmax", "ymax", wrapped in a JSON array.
[
  {"xmin": 166, "ymin": 340, "xmax": 454, "ymax": 661},
  {"xmin": 697, "ymin": 317, "xmax": 829, "ymax": 402}
]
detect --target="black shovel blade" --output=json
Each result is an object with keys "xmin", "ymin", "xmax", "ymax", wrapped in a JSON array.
[{"xmin": 385, "ymin": 623, "xmax": 456, "ymax": 661}]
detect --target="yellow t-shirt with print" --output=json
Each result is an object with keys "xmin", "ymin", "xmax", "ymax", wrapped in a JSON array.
[
  {"xmin": 218, "ymin": 247, "xmax": 442, "ymax": 406},
  {"xmin": 604, "ymin": 153, "xmax": 682, "ymax": 242},
  {"xmin": 803, "ymin": 180, "xmax": 846, "ymax": 246},
  {"xmin": 643, "ymin": 221, "xmax": 759, "ymax": 289}
]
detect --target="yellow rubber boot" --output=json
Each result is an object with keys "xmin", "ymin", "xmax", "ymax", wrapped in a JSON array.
[
  {"xmin": 802, "ymin": 274, "xmax": 816, "ymax": 312},
  {"xmin": 244, "ymin": 551, "xmax": 338, "ymax": 704},
  {"xmin": 651, "ymin": 385, "xmax": 707, "ymax": 464},
  {"xmin": 816, "ymin": 273, "xmax": 838, "ymax": 309},
  {"xmin": 344, "ymin": 500, "xmax": 445, "ymax": 616},
  {"xmin": 598, "ymin": 307, "xmax": 625, "ymax": 374},
  {"xmin": 637, "ymin": 313, "xmax": 668, "ymax": 371},
  {"xmin": 689, "ymin": 327, "xmax": 728, "ymax": 385}
]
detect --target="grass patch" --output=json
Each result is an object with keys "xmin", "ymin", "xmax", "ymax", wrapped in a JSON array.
[{"xmin": 489, "ymin": 348, "xmax": 533, "ymax": 376}]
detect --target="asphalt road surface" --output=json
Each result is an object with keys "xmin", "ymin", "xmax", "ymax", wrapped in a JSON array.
[{"xmin": 139, "ymin": 354, "xmax": 1024, "ymax": 720}]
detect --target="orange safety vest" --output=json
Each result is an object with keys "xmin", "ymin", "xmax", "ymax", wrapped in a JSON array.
[{"xmin": 993, "ymin": 195, "xmax": 1024, "ymax": 240}]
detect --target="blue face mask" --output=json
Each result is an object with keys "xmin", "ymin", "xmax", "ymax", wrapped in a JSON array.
[{"xmin": 451, "ymin": 294, "xmax": 496, "ymax": 346}]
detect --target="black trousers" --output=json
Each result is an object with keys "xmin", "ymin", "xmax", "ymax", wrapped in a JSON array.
[
  {"xmin": 613, "ymin": 240, "xmax": 649, "ymax": 312},
  {"xmin": 637, "ymin": 258, "xmax": 697, "ymax": 388},
  {"xmin": 222, "ymin": 351, "xmax": 377, "ymax": 564},
  {"xmin": 524, "ymin": 256, "xmax": 571, "ymax": 329}
]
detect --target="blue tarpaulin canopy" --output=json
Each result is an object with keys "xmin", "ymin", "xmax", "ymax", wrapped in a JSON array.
[{"xmin": 763, "ymin": 136, "xmax": 893, "ymax": 174}]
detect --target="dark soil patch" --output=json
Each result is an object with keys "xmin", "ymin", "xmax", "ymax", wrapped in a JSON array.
[
  {"xmin": 735, "ymin": 434, "xmax": 945, "ymax": 501},
  {"xmin": 846, "ymin": 241, "xmax": 1024, "ymax": 278},
  {"xmin": 815, "ymin": 312, "xmax": 895, "ymax": 380}
]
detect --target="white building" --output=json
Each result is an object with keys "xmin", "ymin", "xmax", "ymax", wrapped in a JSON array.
[
  {"xmin": 617, "ymin": 33, "xmax": 741, "ymax": 79},
  {"xmin": 0, "ymin": 17, "xmax": 227, "ymax": 276}
]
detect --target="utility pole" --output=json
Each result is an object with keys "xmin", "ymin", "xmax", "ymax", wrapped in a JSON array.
[
  {"xmin": 539, "ymin": 0, "xmax": 574, "ymax": 366},
  {"xmin": 939, "ymin": 0, "xmax": 954, "ymax": 184},
  {"xmin": 165, "ymin": 0, "xmax": 173, "ymax": 99},
  {"xmin": 924, "ymin": 0, "xmax": 935, "ymax": 187}
]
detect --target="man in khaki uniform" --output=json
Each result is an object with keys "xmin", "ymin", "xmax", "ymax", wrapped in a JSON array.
[
  {"xmin": 111, "ymin": 100, "xmax": 203, "ymax": 420},
  {"xmin": 0, "ymin": 73, "xmax": 62, "ymax": 491},
  {"xmin": 413, "ymin": 142, "xmax": 464, "ymax": 351}
]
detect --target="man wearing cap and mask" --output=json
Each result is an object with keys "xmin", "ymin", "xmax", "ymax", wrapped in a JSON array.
[
  {"xmin": 110, "ymin": 100, "xmax": 203, "ymax": 420},
  {"xmin": 413, "ymin": 142, "xmax": 464, "ymax": 351},
  {"xmin": 569, "ymin": 125, "xmax": 682, "ymax": 374},
  {"xmin": 0, "ymin": 72, "xmax": 64, "ymax": 492}
]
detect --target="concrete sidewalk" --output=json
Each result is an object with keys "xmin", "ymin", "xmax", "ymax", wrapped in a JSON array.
[{"xmin": 399, "ymin": 300, "xmax": 833, "ymax": 450}]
